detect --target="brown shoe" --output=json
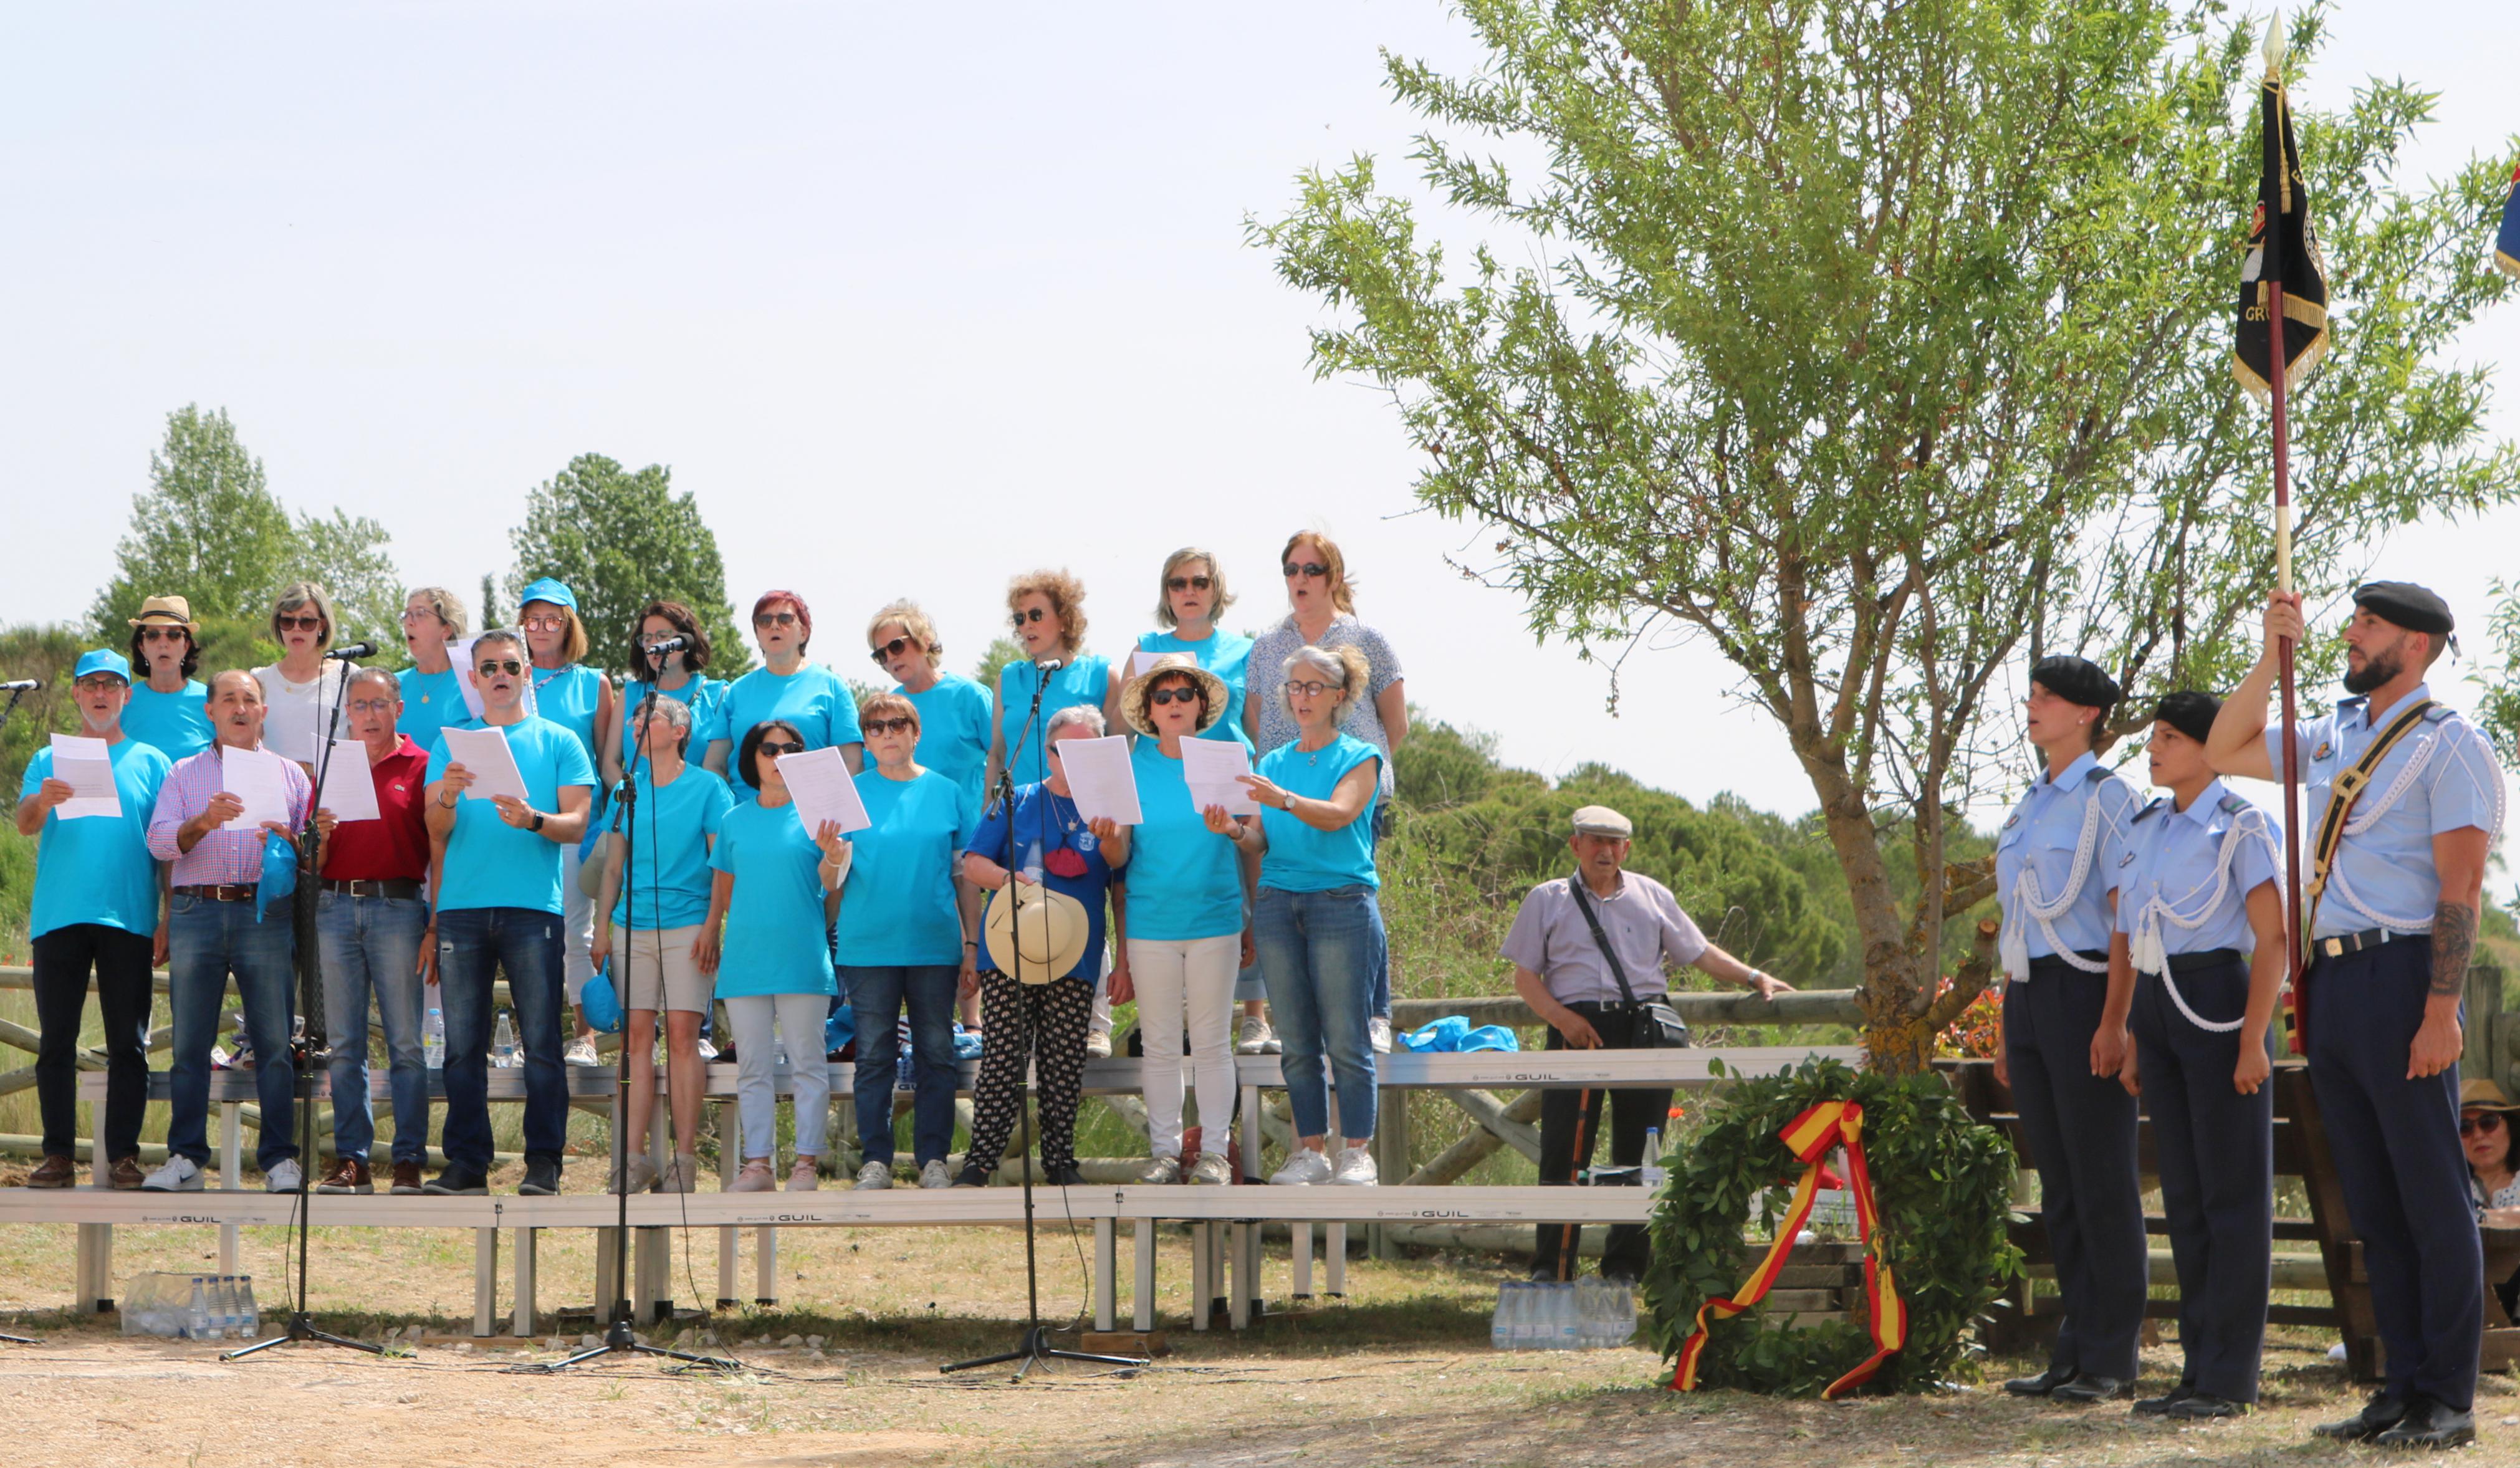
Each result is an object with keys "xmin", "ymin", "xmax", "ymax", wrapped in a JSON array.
[
  {"xmin": 390, "ymin": 1161, "xmax": 424, "ymax": 1195},
  {"xmin": 316, "ymin": 1157, "xmax": 374, "ymax": 1194},
  {"xmin": 108, "ymin": 1156, "xmax": 146, "ymax": 1191},
  {"xmin": 26, "ymin": 1154, "xmax": 75, "ymax": 1188}
]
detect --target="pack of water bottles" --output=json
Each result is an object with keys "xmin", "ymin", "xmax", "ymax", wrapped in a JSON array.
[
  {"xmin": 1490, "ymin": 1275, "xmax": 1636, "ymax": 1350},
  {"xmin": 120, "ymin": 1271, "xmax": 260, "ymax": 1340}
]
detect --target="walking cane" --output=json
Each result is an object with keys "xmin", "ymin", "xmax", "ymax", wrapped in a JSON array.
[{"xmin": 1555, "ymin": 1085, "xmax": 1597, "ymax": 1283}]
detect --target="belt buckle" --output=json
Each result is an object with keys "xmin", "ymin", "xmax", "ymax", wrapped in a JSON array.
[{"xmin": 2320, "ymin": 936, "xmax": 2345, "ymax": 958}]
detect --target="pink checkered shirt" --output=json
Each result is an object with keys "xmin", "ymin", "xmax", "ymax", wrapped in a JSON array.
[{"xmin": 147, "ymin": 744, "xmax": 313, "ymax": 888}]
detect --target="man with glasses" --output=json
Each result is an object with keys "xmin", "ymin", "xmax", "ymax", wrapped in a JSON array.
[
  {"xmin": 310, "ymin": 667, "xmax": 434, "ymax": 1195},
  {"xmin": 422, "ymin": 630, "xmax": 595, "ymax": 1196},
  {"xmin": 16, "ymin": 651, "xmax": 172, "ymax": 1190},
  {"xmin": 122, "ymin": 594, "xmax": 213, "ymax": 762}
]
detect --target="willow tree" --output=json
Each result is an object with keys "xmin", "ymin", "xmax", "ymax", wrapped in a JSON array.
[{"xmin": 1254, "ymin": 1, "xmax": 2519, "ymax": 1070}]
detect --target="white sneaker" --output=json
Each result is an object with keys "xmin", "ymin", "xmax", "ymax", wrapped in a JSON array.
[
  {"xmin": 1329, "ymin": 1144, "xmax": 1378, "ymax": 1186},
  {"xmin": 855, "ymin": 1161, "xmax": 894, "ymax": 1191},
  {"xmin": 1138, "ymin": 1154, "xmax": 1182, "ymax": 1184},
  {"xmin": 264, "ymin": 1158, "xmax": 304, "ymax": 1193},
  {"xmin": 141, "ymin": 1156, "xmax": 203, "ymax": 1192},
  {"xmin": 729, "ymin": 1159, "xmax": 775, "ymax": 1192},
  {"xmin": 1236, "ymin": 1015, "xmax": 1280, "ymax": 1055},
  {"xmin": 1368, "ymin": 1016, "xmax": 1393, "ymax": 1054},
  {"xmin": 788, "ymin": 1159, "xmax": 821, "ymax": 1191},
  {"xmin": 563, "ymin": 1038, "xmax": 601, "ymax": 1067},
  {"xmin": 695, "ymin": 1037, "xmax": 719, "ymax": 1062},
  {"xmin": 1269, "ymin": 1149, "xmax": 1333, "ymax": 1186},
  {"xmin": 1084, "ymin": 1029, "xmax": 1113, "ymax": 1060},
  {"xmin": 919, "ymin": 1159, "xmax": 952, "ymax": 1189},
  {"xmin": 1186, "ymin": 1151, "xmax": 1233, "ymax": 1186}
]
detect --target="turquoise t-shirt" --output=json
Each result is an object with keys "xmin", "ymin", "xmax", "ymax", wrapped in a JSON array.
[
  {"xmin": 531, "ymin": 663, "xmax": 607, "ymax": 770},
  {"xmin": 621, "ymin": 675, "xmax": 725, "ymax": 760},
  {"xmin": 898, "ymin": 672, "xmax": 993, "ymax": 812},
  {"xmin": 21, "ymin": 739, "xmax": 172, "ymax": 940},
  {"xmin": 610, "ymin": 765, "xmax": 733, "ymax": 930},
  {"xmin": 1136, "ymin": 630, "xmax": 1253, "ymax": 749},
  {"xmin": 835, "ymin": 768, "xmax": 977, "ymax": 967},
  {"xmin": 995, "ymin": 656, "xmax": 1110, "ymax": 787},
  {"xmin": 708, "ymin": 798, "xmax": 839, "ymax": 999},
  {"xmin": 719, "ymin": 663, "xmax": 865, "ymax": 797},
  {"xmin": 1124, "ymin": 738, "xmax": 1244, "ymax": 941},
  {"xmin": 426, "ymin": 716, "xmax": 599, "ymax": 914},
  {"xmin": 1257, "ymin": 735, "xmax": 1382, "ymax": 893},
  {"xmin": 396, "ymin": 664, "xmax": 466, "ymax": 757},
  {"xmin": 122, "ymin": 681, "xmax": 212, "ymax": 763}
]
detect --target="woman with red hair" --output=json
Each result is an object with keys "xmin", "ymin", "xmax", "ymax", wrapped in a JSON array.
[{"xmin": 707, "ymin": 590, "xmax": 865, "ymax": 797}]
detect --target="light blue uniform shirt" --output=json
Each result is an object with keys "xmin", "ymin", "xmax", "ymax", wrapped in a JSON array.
[
  {"xmin": 709, "ymin": 799, "xmax": 838, "ymax": 999},
  {"xmin": 121, "ymin": 681, "xmax": 211, "ymax": 763},
  {"xmin": 21, "ymin": 739, "xmax": 171, "ymax": 940},
  {"xmin": 2265, "ymin": 683, "xmax": 2507, "ymax": 938},
  {"xmin": 719, "ymin": 663, "xmax": 864, "ymax": 798},
  {"xmin": 898, "ymin": 672, "xmax": 992, "ymax": 812},
  {"xmin": 1136, "ymin": 630, "xmax": 1254, "ymax": 749},
  {"xmin": 2109, "ymin": 779, "xmax": 2281, "ymax": 964},
  {"xmin": 1995, "ymin": 751, "xmax": 2141, "ymax": 969},
  {"xmin": 1124, "ymin": 737, "xmax": 1245, "ymax": 940},
  {"xmin": 621, "ymin": 676, "xmax": 725, "ymax": 762},
  {"xmin": 426, "ymin": 716, "xmax": 598, "ymax": 915},
  {"xmin": 835, "ymin": 768, "xmax": 977, "ymax": 967},
  {"xmin": 996, "ymin": 656, "xmax": 1110, "ymax": 787},
  {"xmin": 610, "ymin": 765, "xmax": 732, "ymax": 930},
  {"xmin": 1257, "ymin": 735, "xmax": 1383, "ymax": 893},
  {"xmin": 396, "ymin": 665, "xmax": 466, "ymax": 757}
]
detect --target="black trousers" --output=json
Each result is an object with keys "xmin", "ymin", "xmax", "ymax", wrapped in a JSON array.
[
  {"xmin": 1532, "ymin": 1003, "xmax": 1672, "ymax": 1282},
  {"xmin": 2306, "ymin": 936, "xmax": 2482, "ymax": 1411},
  {"xmin": 965, "ymin": 972, "xmax": 1093, "ymax": 1174},
  {"xmin": 2127, "ymin": 955, "xmax": 2273, "ymax": 1402},
  {"xmin": 31, "ymin": 923, "xmax": 157, "ymax": 1162},
  {"xmin": 2005, "ymin": 960, "xmax": 2145, "ymax": 1380}
]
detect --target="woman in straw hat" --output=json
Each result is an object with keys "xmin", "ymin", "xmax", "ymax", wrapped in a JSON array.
[{"xmin": 122, "ymin": 595, "xmax": 213, "ymax": 762}]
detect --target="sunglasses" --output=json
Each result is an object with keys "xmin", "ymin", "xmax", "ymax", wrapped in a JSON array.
[
  {"xmin": 1010, "ymin": 607, "xmax": 1050, "ymax": 627},
  {"xmin": 140, "ymin": 626, "xmax": 189, "ymax": 641},
  {"xmin": 869, "ymin": 635, "xmax": 918, "ymax": 665},
  {"xmin": 1166, "ymin": 575, "xmax": 1214, "ymax": 593},
  {"xmin": 757, "ymin": 739, "xmax": 805, "ymax": 757},
  {"xmin": 1147, "ymin": 686, "xmax": 1203, "ymax": 707},
  {"xmin": 2463, "ymin": 1113, "xmax": 2506, "ymax": 1137},
  {"xmin": 754, "ymin": 611, "xmax": 800, "ymax": 628},
  {"xmin": 1282, "ymin": 562, "xmax": 1328, "ymax": 580},
  {"xmin": 520, "ymin": 615, "xmax": 570, "ymax": 633},
  {"xmin": 865, "ymin": 716, "xmax": 917, "ymax": 736},
  {"xmin": 275, "ymin": 614, "xmax": 325, "ymax": 632},
  {"xmin": 476, "ymin": 659, "xmax": 524, "ymax": 677}
]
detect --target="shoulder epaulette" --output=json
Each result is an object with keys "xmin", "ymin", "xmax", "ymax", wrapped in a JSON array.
[
  {"xmin": 2217, "ymin": 792, "xmax": 2251, "ymax": 815},
  {"xmin": 2421, "ymin": 704, "xmax": 2455, "ymax": 724},
  {"xmin": 2131, "ymin": 797, "xmax": 2165, "ymax": 824},
  {"xmin": 2084, "ymin": 765, "xmax": 2120, "ymax": 786}
]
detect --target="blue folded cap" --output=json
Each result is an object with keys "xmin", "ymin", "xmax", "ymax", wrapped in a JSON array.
[
  {"xmin": 73, "ymin": 648, "xmax": 132, "ymax": 683},
  {"xmin": 516, "ymin": 576, "xmax": 578, "ymax": 612},
  {"xmin": 1401, "ymin": 1016, "xmax": 1521, "ymax": 1053}
]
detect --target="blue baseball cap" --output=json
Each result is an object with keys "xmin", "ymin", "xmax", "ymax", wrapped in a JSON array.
[
  {"xmin": 516, "ymin": 577, "xmax": 578, "ymax": 612},
  {"xmin": 73, "ymin": 649, "xmax": 132, "ymax": 683}
]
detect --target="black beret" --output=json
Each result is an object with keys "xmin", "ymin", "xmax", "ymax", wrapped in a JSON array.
[
  {"xmin": 2352, "ymin": 581, "xmax": 2453, "ymax": 635},
  {"xmin": 2029, "ymin": 655, "xmax": 2123, "ymax": 711},
  {"xmin": 2152, "ymin": 690, "xmax": 2221, "ymax": 746}
]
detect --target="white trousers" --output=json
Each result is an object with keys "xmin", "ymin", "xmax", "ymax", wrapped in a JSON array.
[
  {"xmin": 1126, "ymin": 934, "xmax": 1240, "ymax": 1160},
  {"xmin": 724, "ymin": 993, "xmax": 831, "ymax": 1160}
]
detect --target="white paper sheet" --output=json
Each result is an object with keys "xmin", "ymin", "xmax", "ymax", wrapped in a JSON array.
[
  {"xmin": 315, "ymin": 739, "xmax": 381, "ymax": 822},
  {"xmin": 1181, "ymin": 736, "xmax": 1261, "ymax": 818},
  {"xmin": 1056, "ymin": 734, "xmax": 1141, "ymax": 825},
  {"xmin": 218, "ymin": 746, "xmax": 295, "ymax": 830},
  {"xmin": 776, "ymin": 747, "xmax": 871, "ymax": 835},
  {"xmin": 440, "ymin": 725, "xmax": 532, "ymax": 805},
  {"xmin": 1128, "ymin": 650, "xmax": 1170, "ymax": 681},
  {"xmin": 48, "ymin": 734, "xmax": 121, "ymax": 820},
  {"xmin": 450, "ymin": 636, "xmax": 539, "ymax": 722}
]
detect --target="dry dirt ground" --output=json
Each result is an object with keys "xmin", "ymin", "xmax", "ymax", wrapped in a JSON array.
[{"xmin": 3, "ymin": 1159, "xmax": 2516, "ymax": 1467}]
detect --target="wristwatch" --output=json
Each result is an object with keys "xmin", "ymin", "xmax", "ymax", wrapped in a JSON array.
[{"xmin": 530, "ymin": 812, "xmax": 545, "ymax": 832}]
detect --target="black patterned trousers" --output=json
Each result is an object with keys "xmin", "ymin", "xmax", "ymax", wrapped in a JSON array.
[{"xmin": 966, "ymin": 971, "xmax": 1095, "ymax": 1175}]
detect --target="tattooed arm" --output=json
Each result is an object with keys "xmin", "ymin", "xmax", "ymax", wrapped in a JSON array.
[{"xmin": 2409, "ymin": 826, "xmax": 2491, "ymax": 1080}]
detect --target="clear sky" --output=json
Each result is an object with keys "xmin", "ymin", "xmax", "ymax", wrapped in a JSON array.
[{"xmin": 2, "ymin": 1, "xmax": 2513, "ymax": 853}]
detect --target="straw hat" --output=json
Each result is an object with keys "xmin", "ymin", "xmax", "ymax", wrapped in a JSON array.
[
  {"xmin": 2461, "ymin": 1079, "xmax": 2520, "ymax": 1113},
  {"xmin": 1118, "ymin": 653, "xmax": 1227, "ymax": 737},
  {"xmin": 127, "ymin": 595, "xmax": 199, "ymax": 633},
  {"xmin": 982, "ymin": 881, "xmax": 1092, "ymax": 984}
]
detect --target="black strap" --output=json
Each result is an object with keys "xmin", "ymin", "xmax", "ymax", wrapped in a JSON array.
[
  {"xmin": 1567, "ymin": 875, "xmax": 1651, "ymax": 1015},
  {"xmin": 2302, "ymin": 699, "xmax": 2435, "ymax": 933}
]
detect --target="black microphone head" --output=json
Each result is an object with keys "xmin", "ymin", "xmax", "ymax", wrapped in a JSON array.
[
  {"xmin": 646, "ymin": 635, "xmax": 689, "ymax": 656},
  {"xmin": 325, "ymin": 640, "xmax": 378, "ymax": 661}
]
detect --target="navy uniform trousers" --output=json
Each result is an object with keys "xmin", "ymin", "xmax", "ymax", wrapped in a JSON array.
[
  {"xmin": 2127, "ymin": 954, "xmax": 2272, "ymax": 1403},
  {"xmin": 2005, "ymin": 954, "xmax": 2146, "ymax": 1381},
  {"xmin": 2307, "ymin": 936, "xmax": 2481, "ymax": 1412}
]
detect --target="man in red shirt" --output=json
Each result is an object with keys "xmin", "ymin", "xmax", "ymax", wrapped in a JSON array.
[{"xmin": 310, "ymin": 666, "xmax": 435, "ymax": 1194}]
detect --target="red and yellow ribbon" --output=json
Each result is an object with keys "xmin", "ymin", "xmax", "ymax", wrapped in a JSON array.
[{"xmin": 1670, "ymin": 1100, "xmax": 1909, "ymax": 1399}]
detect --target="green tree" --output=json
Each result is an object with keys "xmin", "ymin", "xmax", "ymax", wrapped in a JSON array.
[
  {"xmin": 1254, "ymin": 2, "xmax": 2520, "ymax": 1070},
  {"xmin": 972, "ymin": 636, "xmax": 1023, "ymax": 694},
  {"xmin": 479, "ymin": 573, "xmax": 504, "ymax": 631},
  {"xmin": 0, "ymin": 625, "xmax": 88, "ymax": 959},
  {"xmin": 506, "ymin": 454, "xmax": 749, "ymax": 678},
  {"xmin": 2478, "ymin": 578, "xmax": 2520, "ymax": 768}
]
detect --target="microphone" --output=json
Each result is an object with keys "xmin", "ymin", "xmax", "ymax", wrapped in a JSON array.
[
  {"xmin": 325, "ymin": 641, "xmax": 378, "ymax": 661},
  {"xmin": 1035, "ymin": 658, "xmax": 1064, "ymax": 671},
  {"xmin": 643, "ymin": 635, "xmax": 690, "ymax": 658},
  {"xmin": 0, "ymin": 678, "xmax": 38, "ymax": 692}
]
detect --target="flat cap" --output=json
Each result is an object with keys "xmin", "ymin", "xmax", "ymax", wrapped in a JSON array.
[
  {"xmin": 2352, "ymin": 581, "xmax": 2453, "ymax": 635},
  {"xmin": 1570, "ymin": 804, "xmax": 1633, "ymax": 838},
  {"xmin": 2029, "ymin": 654, "xmax": 2123, "ymax": 711}
]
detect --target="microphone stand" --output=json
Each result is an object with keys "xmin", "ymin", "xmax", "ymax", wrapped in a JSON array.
[
  {"xmin": 945, "ymin": 658, "xmax": 1147, "ymax": 1379},
  {"xmin": 228, "ymin": 647, "xmax": 381, "ymax": 1359}
]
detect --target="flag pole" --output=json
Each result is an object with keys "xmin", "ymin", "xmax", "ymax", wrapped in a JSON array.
[{"xmin": 2265, "ymin": 12, "xmax": 2305, "ymax": 1024}]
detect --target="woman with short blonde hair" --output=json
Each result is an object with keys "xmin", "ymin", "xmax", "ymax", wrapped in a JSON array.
[
  {"xmin": 870, "ymin": 598, "xmax": 994, "ymax": 813},
  {"xmin": 396, "ymin": 586, "xmax": 470, "ymax": 756}
]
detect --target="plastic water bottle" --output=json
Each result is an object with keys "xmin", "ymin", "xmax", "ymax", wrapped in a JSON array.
[
  {"xmin": 186, "ymin": 1277, "xmax": 211, "ymax": 1340},
  {"xmin": 218, "ymin": 1275, "xmax": 245, "ymax": 1337},
  {"xmin": 1641, "ymin": 1127, "xmax": 1668, "ymax": 1190},
  {"xmin": 423, "ymin": 1006, "xmax": 446, "ymax": 1069},
  {"xmin": 237, "ymin": 1275, "xmax": 260, "ymax": 1337},
  {"xmin": 1490, "ymin": 1281, "xmax": 1518, "ymax": 1350},
  {"xmin": 492, "ymin": 1010, "xmax": 517, "ymax": 1068}
]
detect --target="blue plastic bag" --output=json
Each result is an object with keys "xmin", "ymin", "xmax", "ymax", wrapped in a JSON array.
[
  {"xmin": 581, "ymin": 959, "xmax": 625, "ymax": 1034},
  {"xmin": 1402, "ymin": 1016, "xmax": 1521, "ymax": 1054},
  {"xmin": 255, "ymin": 830, "xmax": 299, "ymax": 922}
]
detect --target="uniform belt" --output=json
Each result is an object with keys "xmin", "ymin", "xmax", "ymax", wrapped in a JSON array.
[
  {"xmin": 174, "ymin": 883, "xmax": 258, "ymax": 903},
  {"xmin": 2025, "ymin": 950, "xmax": 2109, "ymax": 975},
  {"xmin": 2312, "ymin": 927, "xmax": 2417, "ymax": 960},
  {"xmin": 320, "ymin": 878, "xmax": 423, "ymax": 900},
  {"xmin": 2145, "ymin": 947, "xmax": 2243, "ymax": 976}
]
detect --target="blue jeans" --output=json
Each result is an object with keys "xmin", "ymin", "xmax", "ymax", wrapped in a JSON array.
[
  {"xmin": 168, "ymin": 894, "xmax": 299, "ymax": 1171},
  {"xmin": 1255, "ymin": 885, "xmax": 1380, "ymax": 1141},
  {"xmin": 434, "ymin": 906, "xmax": 568, "ymax": 1169},
  {"xmin": 316, "ymin": 891, "xmax": 431, "ymax": 1166},
  {"xmin": 843, "ymin": 963, "xmax": 960, "ymax": 1167}
]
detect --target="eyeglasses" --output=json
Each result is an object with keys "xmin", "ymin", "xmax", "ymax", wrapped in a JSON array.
[
  {"xmin": 864, "ymin": 716, "xmax": 917, "ymax": 736},
  {"xmin": 1009, "ymin": 607, "xmax": 1049, "ymax": 627},
  {"xmin": 1166, "ymin": 575, "xmax": 1214, "ymax": 593},
  {"xmin": 476, "ymin": 660, "xmax": 524, "ymax": 677},
  {"xmin": 2463, "ymin": 1113, "xmax": 2506, "ymax": 1137},
  {"xmin": 398, "ymin": 608, "xmax": 436, "ymax": 624},
  {"xmin": 1282, "ymin": 562, "xmax": 1328, "ymax": 580},
  {"xmin": 1147, "ymin": 686, "xmax": 1202, "ymax": 707},
  {"xmin": 757, "ymin": 740, "xmax": 805, "ymax": 757},
  {"xmin": 347, "ymin": 698, "xmax": 397, "ymax": 715},
  {"xmin": 520, "ymin": 615, "xmax": 569, "ymax": 633},
  {"xmin": 1285, "ymin": 679, "xmax": 1338, "ymax": 698},
  {"xmin": 638, "ymin": 632, "xmax": 684, "ymax": 648},
  {"xmin": 754, "ymin": 611, "xmax": 799, "ymax": 628},
  {"xmin": 74, "ymin": 676, "xmax": 127, "ymax": 692},
  {"xmin": 869, "ymin": 635, "xmax": 918, "ymax": 665},
  {"xmin": 140, "ymin": 626, "xmax": 189, "ymax": 642},
  {"xmin": 275, "ymin": 614, "xmax": 324, "ymax": 632}
]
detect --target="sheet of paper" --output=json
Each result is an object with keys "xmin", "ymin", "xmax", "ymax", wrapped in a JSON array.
[
  {"xmin": 450, "ymin": 636, "xmax": 539, "ymax": 722},
  {"xmin": 1180, "ymin": 736, "xmax": 1260, "ymax": 818},
  {"xmin": 777, "ymin": 747, "xmax": 871, "ymax": 835},
  {"xmin": 1057, "ymin": 734, "xmax": 1141, "ymax": 826},
  {"xmin": 315, "ymin": 740, "xmax": 381, "ymax": 822},
  {"xmin": 218, "ymin": 746, "xmax": 295, "ymax": 830},
  {"xmin": 440, "ymin": 725, "xmax": 532, "ymax": 805},
  {"xmin": 49, "ymin": 734, "xmax": 121, "ymax": 820},
  {"xmin": 1128, "ymin": 650, "xmax": 1170, "ymax": 681}
]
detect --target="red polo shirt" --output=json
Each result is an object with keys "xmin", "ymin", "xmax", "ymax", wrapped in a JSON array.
[{"xmin": 319, "ymin": 736, "xmax": 433, "ymax": 884}]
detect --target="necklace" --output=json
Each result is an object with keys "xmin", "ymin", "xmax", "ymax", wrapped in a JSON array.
[{"xmin": 532, "ymin": 663, "xmax": 571, "ymax": 696}]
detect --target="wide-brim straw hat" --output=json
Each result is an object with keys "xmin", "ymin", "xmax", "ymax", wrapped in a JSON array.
[
  {"xmin": 2462, "ymin": 1079, "xmax": 2520, "ymax": 1113},
  {"xmin": 1118, "ymin": 653, "xmax": 1227, "ymax": 737},
  {"xmin": 127, "ymin": 594, "xmax": 199, "ymax": 633},
  {"xmin": 982, "ymin": 882, "xmax": 1092, "ymax": 984}
]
